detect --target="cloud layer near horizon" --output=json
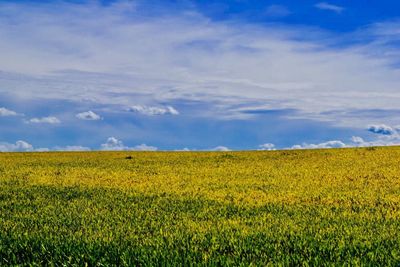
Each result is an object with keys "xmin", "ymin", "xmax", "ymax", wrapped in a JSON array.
[{"xmin": 2, "ymin": 122, "xmax": 400, "ymax": 152}]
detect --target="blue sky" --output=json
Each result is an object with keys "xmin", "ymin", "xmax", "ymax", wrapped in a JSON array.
[{"xmin": 0, "ymin": 0, "xmax": 400, "ymax": 151}]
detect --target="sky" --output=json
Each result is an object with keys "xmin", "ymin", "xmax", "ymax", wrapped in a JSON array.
[{"xmin": 0, "ymin": 0, "xmax": 400, "ymax": 151}]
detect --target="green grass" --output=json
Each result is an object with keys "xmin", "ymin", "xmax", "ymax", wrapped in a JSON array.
[{"xmin": 0, "ymin": 148, "xmax": 399, "ymax": 265}]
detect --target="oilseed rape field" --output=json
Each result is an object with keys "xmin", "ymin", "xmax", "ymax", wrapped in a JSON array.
[{"xmin": 0, "ymin": 147, "xmax": 400, "ymax": 265}]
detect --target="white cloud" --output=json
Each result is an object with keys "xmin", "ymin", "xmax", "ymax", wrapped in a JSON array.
[
  {"xmin": 132, "ymin": 144, "xmax": 158, "ymax": 151},
  {"xmin": 350, "ymin": 123, "xmax": 400, "ymax": 147},
  {"xmin": 291, "ymin": 140, "xmax": 347, "ymax": 149},
  {"xmin": 351, "ymin": 136, "xmax": 365, "ymax": 145},
  {"xmin": 54, "ymin": 145, "xmax": 91, "ymax": 151},
  {"xmin": 76, "ymin": 110, "xmax": 101, "ymax": 121},
  {"xmin": 100, "ymin": 137, "xmax": 158, "ymax": 151},
  {"xmin": 0, "ymin": 135, "xmax": 178, "ymax": 152},
  {"xmin": 0, "ymin": 140, "xmax": 93, "ymax": 152},
  {"xmin": 0, "ymin": 2, "xmax": 399, "ymax": 127},
  {"xmin": 367, "ymin": 124, "xmax": 396, "ymax": 135},
  {"xmin": 292, "ymin": 124, "xmax": 400, "ymax": 150},
  {"xmin": 29, "ymin": 116, "xmax": 60, "ymax": 124},
  {"xmin": 0, "ymin": 140, "xmax": 33, "ymax": 152},
  {"xmin": 315, "ymin": 2, "xmax": 344, "ymax": 13},
  {"xmin": 128, "ymin": 105, "xmax": 179, "ymax": 116},
  {"xmin": 0, "ymin": 107, "xmax": 18, "ymax": 116},
  {"xmin": 101, "ymin": 137, "xmax": 126, "ymax": 151},
  {"xmin": 211, "ymin": 146, "xmax": 231, "ymax": 151},
  {"xmin": 258, "ymin": 143, "xmax": 276, "ymax": 150},
  {"xmin": 350, "ymin": 135, "xmax": 400, "ymax": 147},
  {"xmin": 175, "ymin": 147, "xmax": 191, "ymax": 151}
]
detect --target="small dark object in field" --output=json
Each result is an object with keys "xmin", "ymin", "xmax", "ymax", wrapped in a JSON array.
[
  {"xmin": 125, "ymin": 156, "xmax": 133, "ymax": 159},
  {"xmin": 366, "ymin": 147, "xmax": 376, "ymax": 151}
]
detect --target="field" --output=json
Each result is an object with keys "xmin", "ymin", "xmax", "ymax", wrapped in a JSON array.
[{"xmin": 0, "ymin": 147, "xmax": 400, "ymax": 266}]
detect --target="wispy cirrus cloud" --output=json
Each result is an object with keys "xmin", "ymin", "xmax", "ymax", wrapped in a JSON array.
[
  {"xmin": 0, "ymin": 1, "xmax": 399, "ymax": 128},
  {"xmin": 128, "ymin": 105, "xmax": 179, "ymax": 116},
  {"xmin": 315, "ymin": 2, "xmax": 344, "ymax": 13},
  {"xmin": 28, "ymin": 116, "xmax": 60, "ymax": 124}
]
